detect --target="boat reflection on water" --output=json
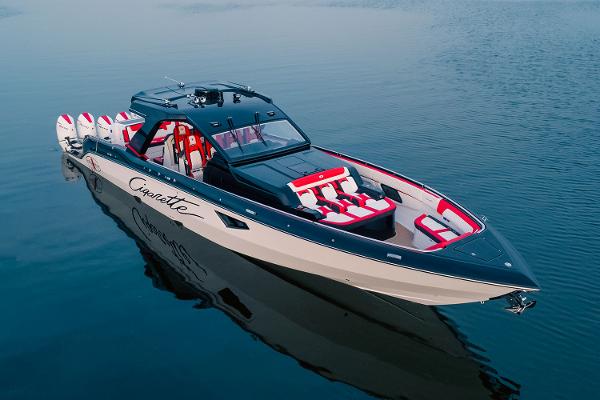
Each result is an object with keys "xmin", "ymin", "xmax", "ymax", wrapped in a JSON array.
[{"xmin": 64, "ymin": 155, "xmax": 520, "ymax": 400}]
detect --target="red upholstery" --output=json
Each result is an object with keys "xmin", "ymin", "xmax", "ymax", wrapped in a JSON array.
[
  {"xmin": 122, "ymin": 122, "xmax": 142, "ymax": 145},
  {"xmin": 415, "ymin": 214, "xmax": 456, "ymax": 242},
  {"xmin": 288, "ymin": 167, "xmax": 396, "ymax": 226},
  {"xmin": 437, "ymin": 199, "xmax": 480, "ymax": 233},
  {"xmin": 173, "ymin": 124, "xmax": 188, "ymax": 153},
  {"xmin": 289, "ymin": 167, "xmax": 347, "ymax": 190},
  {"xmin": 185, "ymin": 135, "xmax": 207, "ymax": 169},
  {"xmin": 311, "ymin": 187, "xmax": 348, "ymax": 214},
  {"xmin": 414, "ymin": 214, "xmax": 471, "ymax": 250},
  {"xmin": 332, "ymin": 179, "xmax": 368, "ymax": 206},
  {"xmin": 173, "ymin": 125, "xmax": 207, "ymax": 177}
]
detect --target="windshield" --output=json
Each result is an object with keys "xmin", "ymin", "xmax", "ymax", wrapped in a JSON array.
[{"xmin": 211, "ymin": 119, "xmax": 307, "ymax": 160}]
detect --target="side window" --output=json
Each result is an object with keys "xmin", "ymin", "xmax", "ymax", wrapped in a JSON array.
[
  {"xmin": 145, "ymin": 120, "xmax": 178, "ymax": 164},
  {"xmin": 110, "ymin": 111, "xmax": 143, "ymax": 147},
  {"xmin": 153, "ymin": 121, "xmax": 214, "ymax": 179}
]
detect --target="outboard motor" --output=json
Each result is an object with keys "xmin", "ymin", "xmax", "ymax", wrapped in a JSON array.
[
  {"xmin": 112, "ymin": 112, "xmax": 133, "ymax": 146},
  {"xmin": 115, "ymin": 111, "xmax": 131, "ymax": 123},
  {"xmin": 56, "ymin": 114, "xmax": 78, "ymax": 151},
  {"xmin": 77, "ymin": 112, "xmax": 97, "ymax": 138},
  {"xmin": 97, "ymin": 115, "xmax": 113, "ymax": 141}
]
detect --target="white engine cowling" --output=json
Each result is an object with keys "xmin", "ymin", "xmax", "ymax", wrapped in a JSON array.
[
  {"xmin": 97, "ymin": 115, "xmax": 113, "ymax": 141},
  {"xmin": 77, "ymin": 112, "xmax": 97, "ymax": 138},
  {"xmin": 115, "ymin": 111, "xmax": 131, "ymax": 123},
  {"xmin": 56, "ymin": 114, "xmax": 77, "ymax": 151}
]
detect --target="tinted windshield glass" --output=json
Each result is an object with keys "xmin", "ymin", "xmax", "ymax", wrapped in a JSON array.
[{"xmin": 211, "ymin": 120, "xmax": 307, "ymax": 160}]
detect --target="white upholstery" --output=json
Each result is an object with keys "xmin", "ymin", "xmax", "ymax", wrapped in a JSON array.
[
  {"xmin": 166, "ymin": 128, "xmax": 205, "ymax": 178},
  {"xmin": 178, "ymin": 156, "xmax": 187, "ymax": 175},
  {"xmin": 145, "ymin": 145, "xmax": 163, "ymax": 161},
  {"xmin": 186, "ymin": 136, "xmax": 203, "ymax": 177},
  {"xmin": 441, "ymin": 209, "xmax": 472, "ymax": 234},
  {"xmin": 323, "ymin": 212, "xmax": 354, "ymax": 224},
  {"xmin": 420, "ymin": 216, "xmax": 446, "ymax": 231},
  {"xmin": 346, "ymin": 206, "xmax": 373, "ymax": 218},
  {"xmin": 439, "ymin": 230, "xmax": 459, "ymax": 240},
  {"xmin": 414, "ymin": 214, "xmax": 460, "ymax": 248},
  {"xmin": 298, "ymin": 191, "xmax": 318, "ymax": 208},
  {"xmin": 365, "ymin": 198, "xmax": 391, "ymax": 211},
  {"xmin": 189, "ymin": 151, "xmax": 203, "ymax": 171},
  {"xmin": 320, "ymin": 184, "xmax": 338, "ymax": 200},
  {"xmin": 413, "ymin": 229, "xmax": 437, "ymax": 250},
  {"xmin": 288, "ymin": 167, "xmax": 395, "ymax": 226},
  {"xmin": 162, "ymin": 136, "xmax": 177, "ymax": 169},
  {"xmin": 340, "ymin": 177, "xmax": 359, "ymax": 194}
]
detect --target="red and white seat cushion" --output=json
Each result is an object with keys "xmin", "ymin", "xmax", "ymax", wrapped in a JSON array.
[
  {"xmin": 335, "ymin": 177, "xmax": 391, "ymax": 211},
  {"xmin": 296, "ymin": 189, "xmax": 355, "ymax": 224},
  {"xmin": 184, "ymin": 134, "xmax": 206, "ymax": 178},
  {"xmin": 412, "ymin": 200, "xmax": 481, "ymax": 250},
  {"xmin": 173, "ymin": 125, "xmax": 209, "ymax": 178},
  {"xmin": 436, "ymin": 199, "xmax": 480, "ymax": 234},
  {"xmin": 288, "ymin": 167, "xmax": 396, "ymax": 226},
  {"xmin": 413, "ymin": 213, "xmax": 480, "ymax": 250},
  {"xmin": 414, "ymin": 214, "xmax": 460, "ymax": 243}
]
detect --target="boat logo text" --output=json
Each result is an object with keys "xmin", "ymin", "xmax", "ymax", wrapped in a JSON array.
[{"xmin": 129, "ymin": 177, "xmax": 204, "ymax": 219}]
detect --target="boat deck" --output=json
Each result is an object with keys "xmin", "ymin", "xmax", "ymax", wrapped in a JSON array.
[{"xmin": 385, "ymin": 223, "xmax": 415, "ymax": 248}]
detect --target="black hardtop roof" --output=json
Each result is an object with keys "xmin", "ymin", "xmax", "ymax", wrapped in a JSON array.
[
  {"xmin": 127, "ymin": 81, "xmax": 309, "ymax": 158},
  {"xmin": 130, "ymin": 81, "xmax": 287, "ymax": 135}
]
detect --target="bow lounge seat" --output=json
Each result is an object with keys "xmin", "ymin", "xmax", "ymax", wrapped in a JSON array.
[
  {"xmin": 413, "ymin": 201, "xmax": 480, "ymax": 250},
  {"xmin": 413, "ymin": 214, "xmax": 462, "ymax": 250},
  {"xmin": 288, "ymin": 167, "xmax": 396, "ymax": 230}
]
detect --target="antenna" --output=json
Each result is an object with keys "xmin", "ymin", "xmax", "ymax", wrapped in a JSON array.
[
  {"xmin": 226, "ymin": 80, "xmax": 253, "ymax": 92},
  {"xmin": 164, "ymin": 76, "xmax": 185, "ymax": 88}
]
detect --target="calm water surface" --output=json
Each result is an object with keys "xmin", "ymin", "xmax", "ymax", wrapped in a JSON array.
[{"xmin": 1, "ymin": 1, "xmax": 599, "ymax": 399}]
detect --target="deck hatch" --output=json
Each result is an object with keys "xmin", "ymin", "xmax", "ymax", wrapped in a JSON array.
[{"xmin": 454, "ymin": 238, "xmax": 502, "ymax": 261}]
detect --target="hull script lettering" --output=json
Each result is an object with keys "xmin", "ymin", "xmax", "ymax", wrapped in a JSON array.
[{"xmin": 129, "ymin": 177, "xmax": 204, "ymax": 219}]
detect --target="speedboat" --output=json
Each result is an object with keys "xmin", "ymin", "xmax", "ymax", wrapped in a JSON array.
[
  {"xmin": 56, "ymin": 81, "xmax": 539, "ymax": 310},
  {"xmin": 66, "ymin": 157, "xmax": 521, "ymax": 399}
]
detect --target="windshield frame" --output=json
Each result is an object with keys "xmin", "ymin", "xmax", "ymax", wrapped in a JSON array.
[{"xmin": 206, "ymin": 118, "xmax": 311, "ymax": 164}]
